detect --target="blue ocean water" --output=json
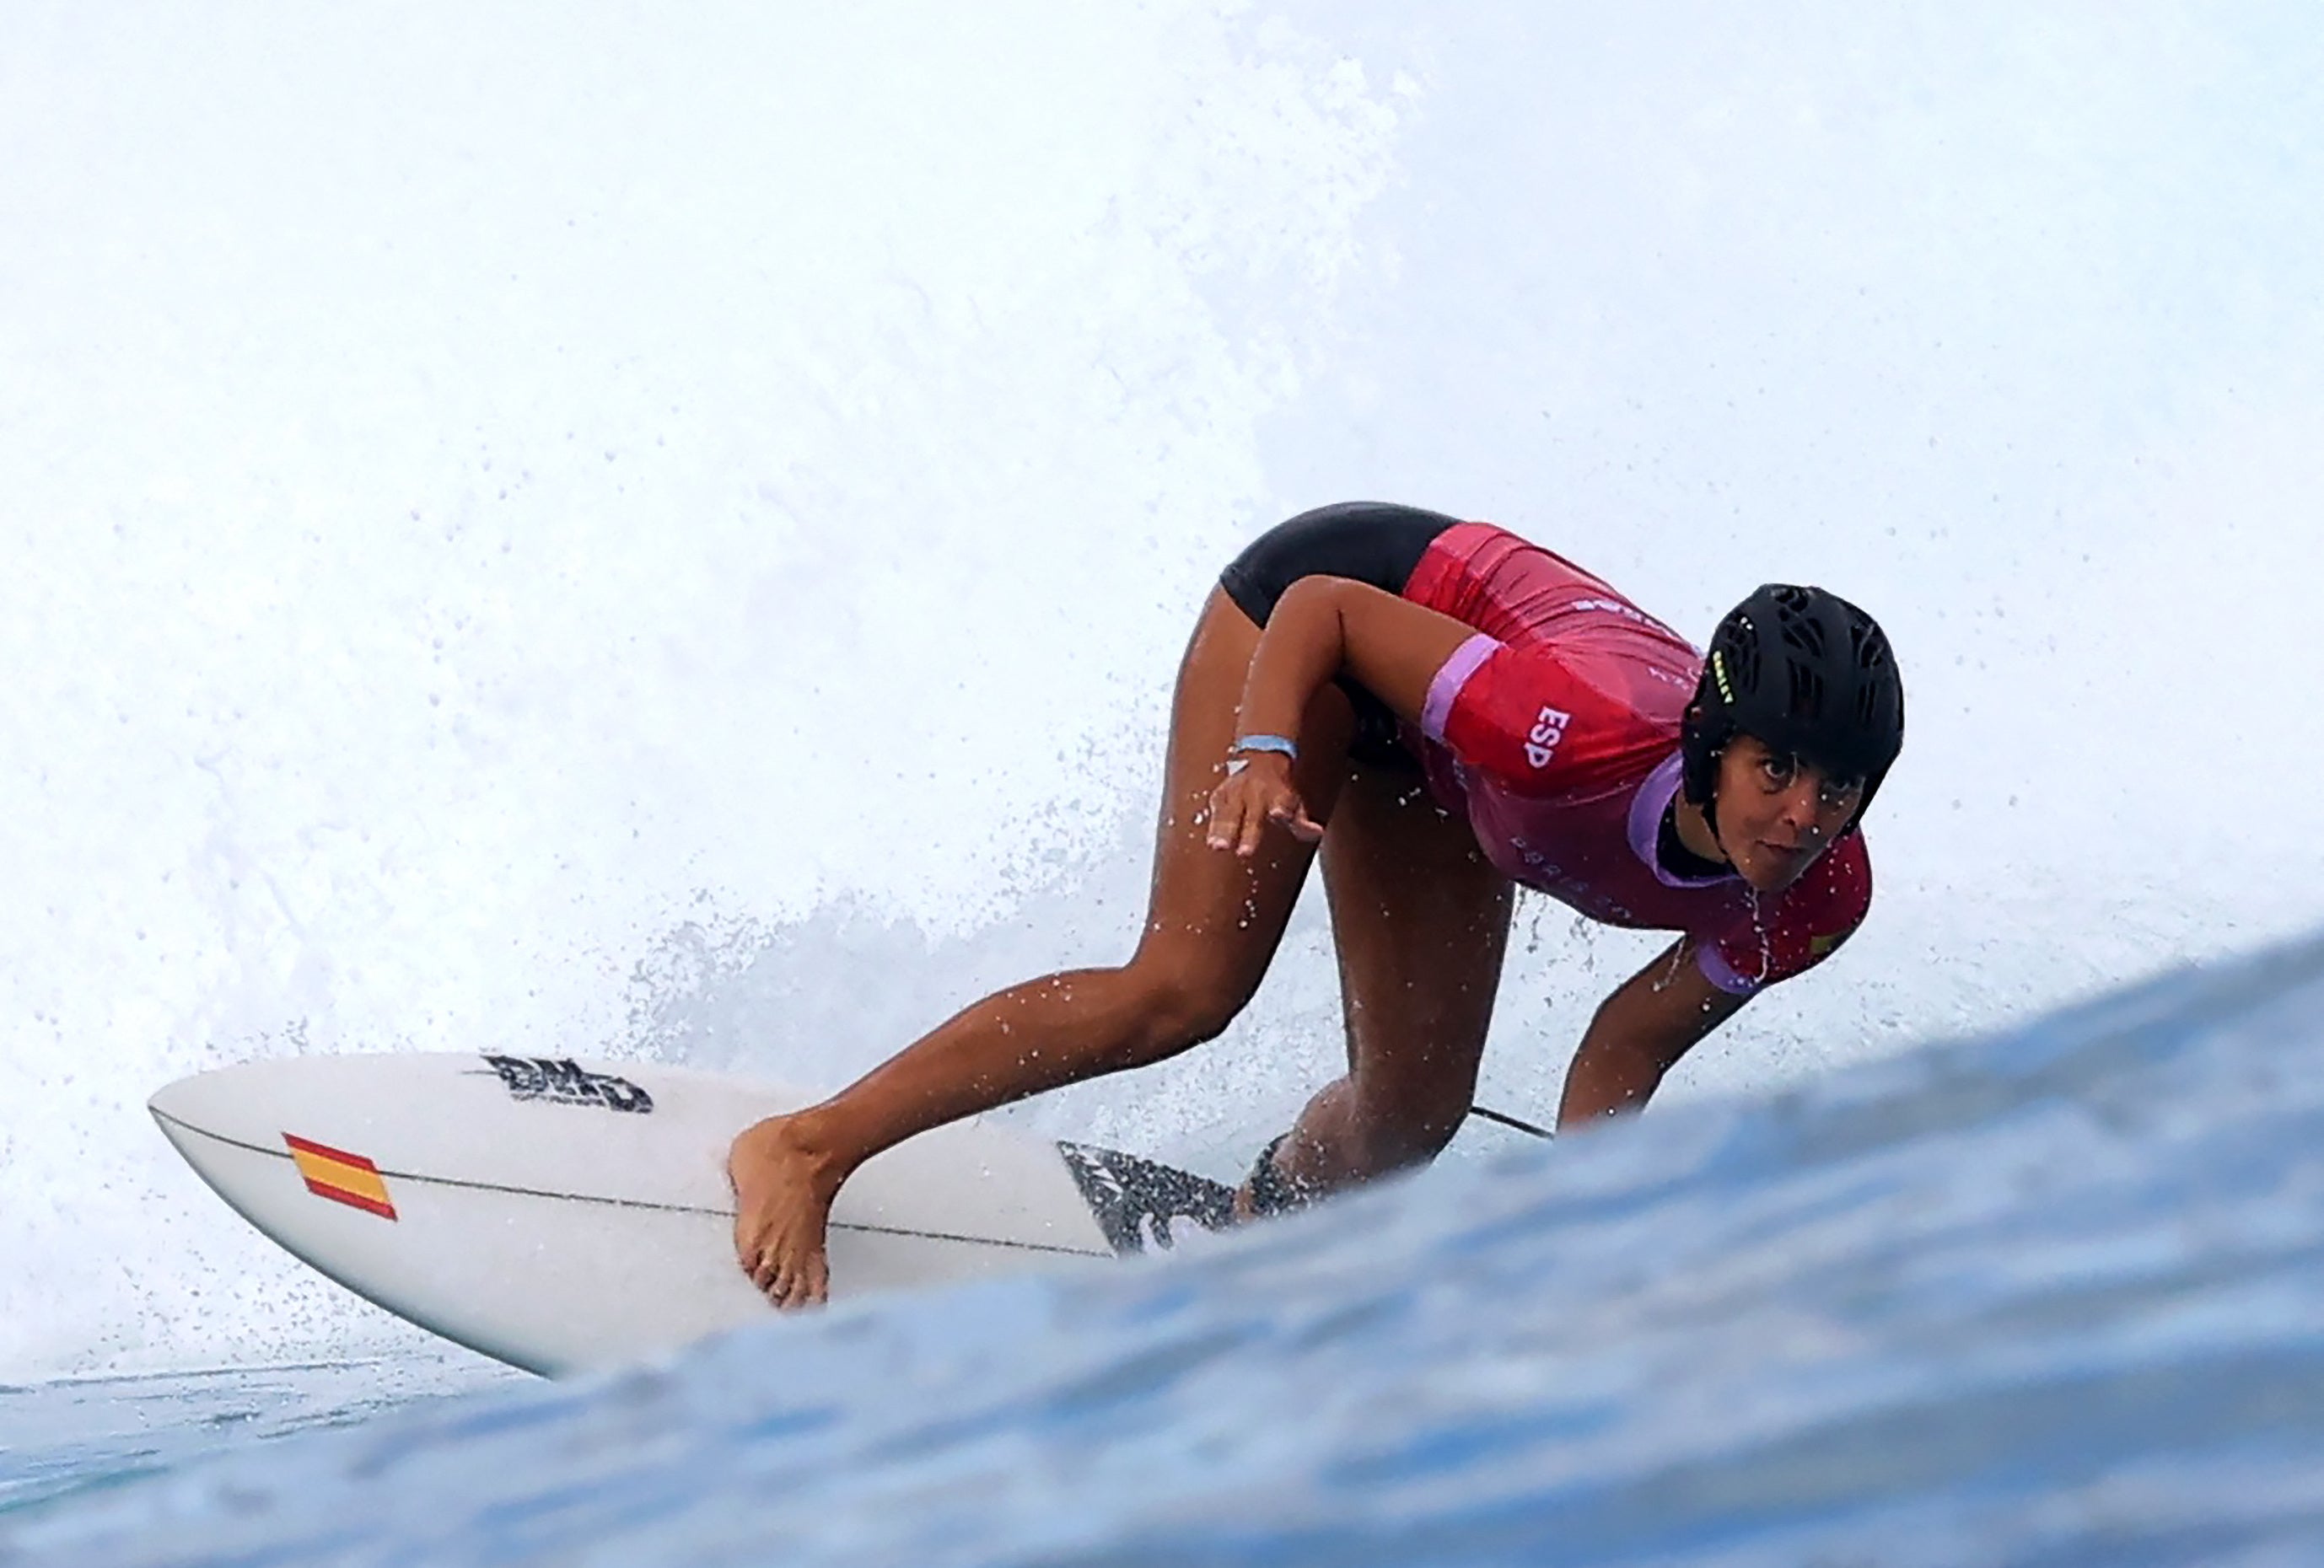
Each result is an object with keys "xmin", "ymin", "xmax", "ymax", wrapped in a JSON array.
[
  {"xmin": 0, "ymin": 1358, "xmax": 513, "ymax": 1519},
  {"xmin": 6, "ymin": 931, "xmax": 2321, "ymax": 1565}
]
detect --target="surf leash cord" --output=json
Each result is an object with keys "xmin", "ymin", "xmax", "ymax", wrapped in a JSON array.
[{"xmin": 1467, "ymin": 1102, "xmax": 1552, "ymax": 1140}]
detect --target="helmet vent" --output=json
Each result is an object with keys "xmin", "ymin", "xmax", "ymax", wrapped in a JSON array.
[
  {"xmin": 1849, "ymin": 616, "xmax": 1891, "ymax": 673},
  {"xmin": 1786, "ymin": 659, "xmax": 1825, "ymax": 719},
  {"xmin": 1849, "ymin": 615, "xmax": 1892, "ymax": 727},
  {"xmin": 1778, "ymin": 610, "xmax": 1826, "ymax": 660}
]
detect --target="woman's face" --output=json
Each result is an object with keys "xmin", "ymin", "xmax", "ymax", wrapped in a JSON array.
[{"xmin": 1713, "ymin": 733, "xmax": 1863, "ymax": 894}]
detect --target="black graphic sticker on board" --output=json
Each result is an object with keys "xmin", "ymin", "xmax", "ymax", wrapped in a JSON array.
[
  {"xmin": 480, "ymin": 1055, "xmax": 655, "ymax": 1114},
  {"xmin": 1057, "ymin": 1141, "xmax": 1235, "ymax": 1256}
]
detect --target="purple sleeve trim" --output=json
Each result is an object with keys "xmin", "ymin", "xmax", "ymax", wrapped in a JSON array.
[
  {"xmin": 1696, "ymin": 942, "xmax": 1762, "ymax": 997},
  {"xmin": 1422, "ymin": 634, "xmax": 1501, "ymax": 743}
]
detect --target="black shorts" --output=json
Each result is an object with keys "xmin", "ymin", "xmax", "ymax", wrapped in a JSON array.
[{"xmin": 1218, "ymin": 502, "xmax": 1461, "ymax": 768}]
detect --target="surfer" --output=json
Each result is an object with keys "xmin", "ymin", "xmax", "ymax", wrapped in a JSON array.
[{"xmin": 730, "ymin": 503, "xmax": 1905, "ymax": 1306}]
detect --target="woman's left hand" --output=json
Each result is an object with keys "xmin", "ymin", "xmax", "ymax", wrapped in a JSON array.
[{"xmin": 1205, "ymin": 754, "xmax": 1325, "ymax": 856}]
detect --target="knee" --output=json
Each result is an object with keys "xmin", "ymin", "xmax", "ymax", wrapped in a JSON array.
[{"xmin": 1123, "ymin": 959, "xmax": 1252, "ymax": 1060}]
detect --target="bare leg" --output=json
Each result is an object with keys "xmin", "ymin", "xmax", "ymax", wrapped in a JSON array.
[
  {"xmin": 730, "ymin": 588, "xmax": 1356, "ymax": 1306},
  {"xmin": 1251, "ymin": 760, "xmax": 1513, "ymax": 1205}
]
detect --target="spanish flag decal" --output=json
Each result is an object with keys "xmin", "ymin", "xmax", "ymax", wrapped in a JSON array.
[{"xmin": 282, "ymin": 1133, "xmax": 399, "ymax": 1221}]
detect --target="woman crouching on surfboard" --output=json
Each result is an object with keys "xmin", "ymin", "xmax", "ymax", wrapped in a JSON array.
[{"xmin": 729, "ymin": 502, "xmax": 1906, "ymax": 1307}]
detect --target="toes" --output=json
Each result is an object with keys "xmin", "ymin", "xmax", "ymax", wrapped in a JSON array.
[{"xmin": 763, "ymin": 1256, "xmax": 827, "ymax": 1312}]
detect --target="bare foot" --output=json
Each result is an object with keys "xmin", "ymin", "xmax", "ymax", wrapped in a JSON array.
[{"xmin": 727, "ymin": 1114, "xmax": 846, "ymax": 1310}]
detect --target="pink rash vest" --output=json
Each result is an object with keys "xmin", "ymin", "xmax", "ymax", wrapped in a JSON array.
[{"xmin": 1400, "ymin": 524, "xmax": 1872, "ymax": 996}]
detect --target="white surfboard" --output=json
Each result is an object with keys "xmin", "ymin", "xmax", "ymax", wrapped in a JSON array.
[{"xmin": 148, "ymin": 1053, "xmax": 1235, "ymax": 1377}]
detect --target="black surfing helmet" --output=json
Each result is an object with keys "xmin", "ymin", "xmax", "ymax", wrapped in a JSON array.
[{"xmin": 1681, "ymin": 583, "xmax": 1904, "ymax": 835}]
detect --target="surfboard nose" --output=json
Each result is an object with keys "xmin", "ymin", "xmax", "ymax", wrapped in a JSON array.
[
  {"xmin": 149, "ymin": 1057, "xmax": 269, "ymax": 1145},
  {"xmin": 147, "ymin": 1066, "xmax": 212, "ymax": 1125},
  {"xmin": 149, "ymin": 1052, "xmax": 304, "ymax": 1124}
]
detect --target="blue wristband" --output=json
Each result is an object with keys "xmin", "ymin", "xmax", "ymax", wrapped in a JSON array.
[{"xmin": 1231, "ymin": 733, "xmax": 1299, "ymax": 761}]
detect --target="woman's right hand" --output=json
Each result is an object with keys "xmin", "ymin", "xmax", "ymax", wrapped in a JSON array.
[{"xmin": 1205, "ymin": 753, "xmax": 1325, "ymax": 856}]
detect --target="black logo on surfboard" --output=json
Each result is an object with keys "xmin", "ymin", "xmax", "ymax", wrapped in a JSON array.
[
  {"xmin": 1057, "ymin": 1141, "xmax": 1234, "ymax": 1256},
  {"xmin": 480, "ymin": 1055, "xmax": 654, "ymax": 1114}
]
